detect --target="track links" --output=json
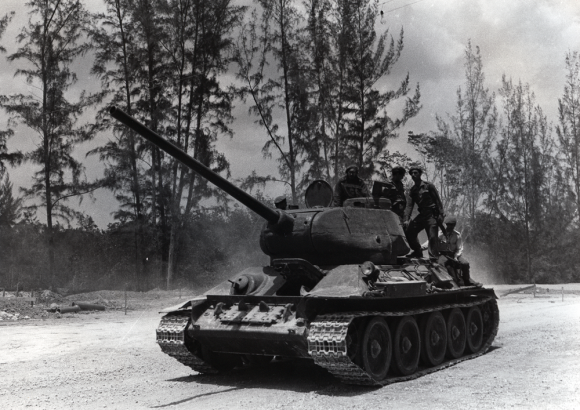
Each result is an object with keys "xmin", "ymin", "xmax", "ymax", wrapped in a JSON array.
[
  {"xmin": 307, "ymin": 297, "xmax": 499, "ymax": 386},
  {"xmin": 156, "ymin": 315, "xmax": 219, "ymax": 374}
]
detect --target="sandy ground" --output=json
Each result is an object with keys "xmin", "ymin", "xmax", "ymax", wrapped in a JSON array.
[{"xmin": 1, "ymin": 286, "xmax": 580, "ymax": 410}]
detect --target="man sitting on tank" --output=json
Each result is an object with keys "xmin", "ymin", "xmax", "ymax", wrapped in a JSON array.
[
  {"xmin": 380, "ymin": 166, "xmax": 407, "ymax": 222},
  {"xmin": 403, "ymin": 166, "xmax": 445, "ymax": 258},
  {"xmin": 333, "ymin": 165, "xmax": 369, "ymax": 207},
  {"xmin": 423, "ymin": 216, "xmax": 481, "ymax": 287}
]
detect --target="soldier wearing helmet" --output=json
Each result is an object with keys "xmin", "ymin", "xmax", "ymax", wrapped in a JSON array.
[
  {"xmin": 274, "ymin": 195, "xmax": 287, "ymax": 210},
  {"xmin": 404, "ymin": 166, "xmax": 445, "ymax": 258},
  {"xmin": 379, "ymin": 166, "xmax": 407, "ymax": 221},
  {"xmin": 424, "ymin": 216, "xmax": 481, "ymax": 287},
  {"xmin": 333, "ymin": 165, "xmax": 369, "ymax": 207}
]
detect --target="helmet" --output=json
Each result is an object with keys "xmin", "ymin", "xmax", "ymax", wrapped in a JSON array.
[
  {"xmin": 444, "ymin": 215, "xmax": 457, "ymax": 225},
  {"xmin": 391, "ymin": 166, "xmax": 406, "ymax": 175}
]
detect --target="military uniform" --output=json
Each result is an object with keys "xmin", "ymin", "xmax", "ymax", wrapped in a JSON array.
[
  {"xmin": 430, "ymin": 229, "xmax": 474, "ymax": 286},
  {"xmin": 381, "ymin": 179, "xmax": 406, "ymax": 219},
  {"xmin": 404, "ymin": 180, "xmax": 444, "ymax": 256},
  {"xmin": 333, "ymin": 177, "xmax": 369, "ymax": 207}
]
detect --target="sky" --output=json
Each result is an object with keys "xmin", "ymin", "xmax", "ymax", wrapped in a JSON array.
[{"xmin": 1, "ymin": 0, "xmax": 580, "ymax": 228}]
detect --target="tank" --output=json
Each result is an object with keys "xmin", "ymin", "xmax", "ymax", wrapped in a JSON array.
[{"xmin": 110, "ymin": 107, "xmax": 499, "ymax": 386}]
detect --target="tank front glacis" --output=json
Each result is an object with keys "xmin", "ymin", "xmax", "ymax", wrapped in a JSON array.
[{"xmin": 110, "ymin": 108, "xmax": 500, "ymax": 386}]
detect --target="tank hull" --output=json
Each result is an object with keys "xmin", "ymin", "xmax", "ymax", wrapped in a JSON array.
[{"xmin": 157, "ymin": 259, "xmax": 499, "ymax": 385}]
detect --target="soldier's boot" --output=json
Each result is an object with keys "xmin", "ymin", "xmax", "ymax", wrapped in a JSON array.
[
  {"xmin": 407, "ymin": 250, "xmax": 423, "ymax": 258},
  {"xmin": 463, "ymin": 268, "xmax": 482, "ymax": 287}
]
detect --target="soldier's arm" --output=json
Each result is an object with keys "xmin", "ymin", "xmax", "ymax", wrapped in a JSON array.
[
  {"xmin": 455, "ymin": 232, "xmax": 463, "ymax": 258},
  {"xmin": 361, "ymin": 180, "xmax": 370, "ymax": 197},
  {"xmin": 404, "ymin": 189, "xmax": 414, "ymax": 221},
  {"xmin": 333, "ymin": 182, "xmax": 343, "ymax": 207},
  {"xmin": 428, "ymin": 183, "xmax": 445, "ymax": 217}
]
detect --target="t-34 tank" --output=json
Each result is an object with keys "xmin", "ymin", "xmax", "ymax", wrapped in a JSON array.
[{"xmin": 111, "ymin": 107, "xmax": 499, "ymax": 386}]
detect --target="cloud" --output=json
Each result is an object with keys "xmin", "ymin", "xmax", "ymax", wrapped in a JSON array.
[{"xmin": 2, "ymin": 0, "xmax": 580, "ymax": 226}]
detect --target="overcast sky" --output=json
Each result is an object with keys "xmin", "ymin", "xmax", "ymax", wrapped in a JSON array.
[{"xmin": 1, "ymin": 0, "xmax": 580, "ymax": 227}]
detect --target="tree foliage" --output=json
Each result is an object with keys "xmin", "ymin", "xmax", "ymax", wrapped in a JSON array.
[
  {"xmin": 1, "ymin": 0, "xmax": 101, "ymax": 285},
  {"xmin": 411, "ymin": 42, "xmax": 580, "ymax": 284}
]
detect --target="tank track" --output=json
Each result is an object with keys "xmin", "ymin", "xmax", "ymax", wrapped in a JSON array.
[
  {"xmin": 156, "ymin": 315, "xmax": 219, "ymax": 374},
  {"xmin": 307, "ymin": 297, "xmax": 499, "ymax": 386}
]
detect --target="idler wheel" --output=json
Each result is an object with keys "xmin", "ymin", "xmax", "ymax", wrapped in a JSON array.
[
  {"xmin": 465, "ymin": 306, "xmax": 484, "ymax": 353},
  {"xmin": 420, "ymin": 311, "xmax": 447, "ymax": 367},
  {"xmin": 446, "ymin": 308, "xmax": 466, "ymax": 359},
  {"xmin": 361, "ymin": 317, "xmax": 392, "ymax": 381},
  {"xmin": 391, "ymin": 316, "xmax": 421, "ymax": 376}
]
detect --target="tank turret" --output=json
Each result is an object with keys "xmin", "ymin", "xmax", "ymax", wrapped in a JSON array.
[{"xmin": 110, "ymin": 107, "xmax": 409, "ymax": 265}]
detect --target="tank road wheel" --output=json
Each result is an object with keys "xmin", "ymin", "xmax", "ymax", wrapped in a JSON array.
[
  {"xmin": 346, "ymin": 319, "xmax": 365, "ymax": 365},
  {"xmin": 391, "ymin": 316, "xmax": 421, "ymax": 376},
  {"xmin": 465, "ymin": 306, "xmax": 484, "ymax": 353},
  {"xmin": 446, "ymin": 308, "xmax": 466, "ymax": 359},
  {"xmin": 361, "ymin": 317, "xmax": 393, "ymax": 381},
  {"xmin": 420, "ymin": 311, "xmax": 447, "ymax": 367},
  {"xmin": 201, "ymin": 345, "xmax": 242, "ymax": 372}
]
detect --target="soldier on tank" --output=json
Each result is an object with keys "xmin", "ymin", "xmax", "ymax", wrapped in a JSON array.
[
  {"xmin": 403, "ymin": 166, "xmax": 445, "ymax": 258},
  {"xmin": 274, "ymin": 195, "xmax": 287, "ymax": 210},
  {"xmin": 425, "ymin": 216, "xmax": 481, "ymax": 287},
  {"xmin": 380, "ymin": 166, "xmax": 407, "ymax": 222},
  {"xmin": 333, "ymin": 165, "xmax": 369, "ymax": 207}
]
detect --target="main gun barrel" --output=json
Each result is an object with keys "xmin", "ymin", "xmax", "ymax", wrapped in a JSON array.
[{"xmin": 110, "ymin": 107, "xmax": 282, "ymax": 225}]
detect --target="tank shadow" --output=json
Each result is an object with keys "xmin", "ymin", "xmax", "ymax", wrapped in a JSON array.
[
  {"xmin": 163, "ymin": 348, "xmax": 502, "ymax": 398},
  {"xmin": 164, "ymin": 358, "xmax": 376, "ymax": 395},
  {"xmin": 151, "ymin": 387, "xmax": 241, "ymax": 408}
]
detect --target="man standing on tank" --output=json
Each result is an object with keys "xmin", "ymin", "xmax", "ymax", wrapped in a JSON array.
[
  {"xmin": 333, "ymin": 165, "xmax": 369, "ymax": 207},
  {"xmin": 381, "ymin": 166, "xmax": 407, "ymax": 222},
  {"xmin": 404, "ymin": 166, "xmax": 445, "ymax": 258}
]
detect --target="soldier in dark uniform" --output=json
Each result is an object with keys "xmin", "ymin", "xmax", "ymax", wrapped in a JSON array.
[
  {"xmin": 274, "ymin": 195, "xmax": 287, "ymax": 210},
  {"xmin": 404, "ymin": 166, "xmax": 445, "ymax": 258},
  {"xmin": 333, "ymin": 165, "xmax": 369, "ymax": 207},
  {"xmin": 381, "ymin": 166, "xmax": 407, "ymax": 221}
]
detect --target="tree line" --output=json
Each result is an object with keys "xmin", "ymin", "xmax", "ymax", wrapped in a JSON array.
[
  {"xmin": 0, "ymin": 0, "xmax": 578, "ymax": 291},
  {"xmin": 409, "ymin": 43, "xmax": 580, "ymax": 284}
]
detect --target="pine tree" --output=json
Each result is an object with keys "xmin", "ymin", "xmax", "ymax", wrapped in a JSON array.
[
  {"xmin": 89, "ymin": 0, "xmax": 149, "ymax": 286},
  {"xmin": 0, "ymin": 11, "xmax": 23, "ymax": 169},
  {"xmin": 234, "ymin": 0, "xmax": 309, "ymax": 203},
  {"xmin": 342, "ymin": 0, "xmax": 420, "ymax": 180},
  {"xmin": 162, "ymin": 0, "xmax": 240, "ymax": 288},
  {"xmin": 556, "ymin": 51, "xmax": 580, "ymax": 220},
  {"xmin": 0, "ymin": 169, "xmax": 22, "ymax": 226},
  {"xmin": 1, "ymin": 0, "xmax": 98, "ymax": 285},
  {"xmin": 492, "ymin": 77, "xmax": 551, "ymax": 283},
  {"xmin": 418, "ymin": 42, "xmax": 498, "ymax": 230},
  {"xmin": 304, "ymin": 0, "xmax": 420, "ymax": 185}
]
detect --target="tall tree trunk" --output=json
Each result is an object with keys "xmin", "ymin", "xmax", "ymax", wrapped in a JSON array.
[{"xmin": 279, "ymin": 1, "xmax": 297, "ymax": 203}]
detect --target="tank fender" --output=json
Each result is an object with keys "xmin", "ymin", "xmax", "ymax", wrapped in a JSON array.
[
  {"xmin": 307, "ymin": 265, "xmax": 368, "ymax": 297},
  {"xmin": 159, "ymin": 295, "xmax": 207, "ymax": 313}
]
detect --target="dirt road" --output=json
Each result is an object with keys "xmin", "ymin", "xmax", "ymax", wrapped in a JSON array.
[{"xmin": 1, "ymin": 288, "xmax": 579, "ymax": 410}]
